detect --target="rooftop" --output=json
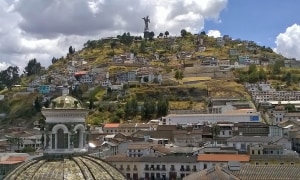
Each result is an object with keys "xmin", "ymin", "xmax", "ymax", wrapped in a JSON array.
[
  {"xmin": 104, "ymin": 123, "xmax": 120, "ymax": 128},
  {"xmin": 230, "ymin": 165, "xmax": 300, "ymax": 180},
  {"xmin": 227, "ymin": 136, "xmax": 282, "ymax": 143},
  {"xmin": 197, "ymin": 154, "xmax": 250, "ymax": 162}
]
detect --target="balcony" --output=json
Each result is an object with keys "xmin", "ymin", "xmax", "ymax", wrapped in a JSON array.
[
  {"xmin": 180, "ymin": 168, "xmax": 185, "ymax": 171},
  {"xmin": 126, "ymin": 168, "xmax": 130, "ymax": 171},
  {"xmin": 161, "ymin": 167, "xmax": 166, "ymax": 171},
  {"xmin": 144, "ymin": 167, "xmax": 149, "ymax": 171},
  {"xmin": 192, "ymin": 168, "xmax": 197, "ymax": 172},
  {"xmin": 170, "ymin": 168, "xmax": 176, "ymax": 171}
]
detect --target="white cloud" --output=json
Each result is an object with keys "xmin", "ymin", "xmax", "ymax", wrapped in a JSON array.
[
  {"xmin": 207, "ymin": 30, "xmax": 221, "ymax": 38},
  {"xmin": 0, "ymin": 62, "xmax": 11, "ymax": 71},
  {"xmin": 0, "ymin": 0, "xmax": 228, "ymax": 70},
  {"xmin": 274, "ymin": 24, "xmax": 300, "ymax": 60}
]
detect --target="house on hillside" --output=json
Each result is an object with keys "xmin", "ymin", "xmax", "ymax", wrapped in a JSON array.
[{"xmin": 216, "ymin": 37, "xmax": 224, "ymax": 47}]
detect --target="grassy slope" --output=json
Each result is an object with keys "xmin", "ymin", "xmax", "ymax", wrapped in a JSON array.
[{"xmin": 0, "ymin": 34, "xmax": 288, "ymax": 125}]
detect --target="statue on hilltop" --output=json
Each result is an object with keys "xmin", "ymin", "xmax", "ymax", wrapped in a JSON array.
[{"xmin": 142, "ymin": 16, "xmax": 150, "ymax": 31}]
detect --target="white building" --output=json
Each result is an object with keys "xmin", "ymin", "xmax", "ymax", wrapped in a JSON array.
[
  {"xmin": 161, "ymin": 111, "xmax": 260, "ymax": 125},
  {"xmin": 106, "ymin": 156, "xmax": 198, "ymax": 180}
]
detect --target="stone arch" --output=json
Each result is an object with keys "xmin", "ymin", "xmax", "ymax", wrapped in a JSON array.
[
  {"xmin": 52, "ymin": 124, "xmax": 69, "ymax": 149},
  {"xmin": 52, "ymin": 124, "xmax": 69, "ymax": 133},
  {"xmin": 73, "ymin": 124, "xmax": 85, "ymax": 148}
]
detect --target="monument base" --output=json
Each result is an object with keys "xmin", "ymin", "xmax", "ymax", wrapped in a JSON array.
[{"xmin": 144, "ymin": 31, "xmax": 149, "ymax": 39}]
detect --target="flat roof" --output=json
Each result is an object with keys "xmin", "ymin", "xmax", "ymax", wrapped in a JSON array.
[
  {"xmin": 104, "ymin": 123, "xmax": 120, "ymax": 128},
  {"xmin": 197, "ymin": 154, "xmax": 250, "ymax": 162}
]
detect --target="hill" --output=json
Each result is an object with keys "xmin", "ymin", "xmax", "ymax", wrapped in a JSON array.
[{"xmin": 0, "ymin": 32, "xmax": 292, "ymax": 127}]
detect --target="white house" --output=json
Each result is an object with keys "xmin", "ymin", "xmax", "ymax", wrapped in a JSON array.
[{"xmin": 106, "ymin": 155, "xmax": 198, "ymax": 180}]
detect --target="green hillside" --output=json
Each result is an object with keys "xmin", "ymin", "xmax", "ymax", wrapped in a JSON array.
[{"xmin": 0, "ymin": 32, "xmax": 293, "ymax": 127}]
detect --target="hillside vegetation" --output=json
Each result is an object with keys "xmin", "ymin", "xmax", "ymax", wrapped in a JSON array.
[{"xmin": 0, "ymin": 32, "xmax": 293, "ymax": 127}]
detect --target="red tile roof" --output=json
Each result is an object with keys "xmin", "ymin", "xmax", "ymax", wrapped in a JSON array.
[
  {"xmin": 197, "ymin": 154, "xmax": 250, "ymax": 162},
  {"xmin": 104, "ymin": 123, "xmax": 120, "ymax": 128},
  {"xmin": 0, "ymin": 156, "xmax": 27, "ymax": 165}
]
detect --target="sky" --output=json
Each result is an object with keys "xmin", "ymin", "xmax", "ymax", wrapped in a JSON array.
[{"xmin": 0, "ymin": 0, "xmax": 300, "ymax": 71}]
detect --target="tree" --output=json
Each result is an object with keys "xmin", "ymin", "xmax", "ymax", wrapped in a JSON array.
[
  {"xmin": 0, "ymin": 66, "xmax": 20, "ymax": 90},
  {"xmin": 141, "ymin": 98, "xmax": 156, "ymax": 120},
  {"xmin": 272, "ymin": 60, "xmax": 283, "ymax": 75},
  {"xmin": 248, "ymin": 64, "xmax": 257, "ymax": 74},
  {"xmin": 34, "ymin": 97, "xmax": 42, "ymax": 112},
  {"xmin": 139, "ymin": 40, "xmax": 146, "ymax": 53},
  {"xmin": 284, "ymin": 72, "xmax": 292, "ymax": 86},
  {"xmin": 118, "ymin": 32, "xmax": 134, "ymax": 45},
  {"xmin": 174, "ymin": 70, "xmax": 184, "ymax": 80},
  {"xmin": 110, "ymin": 41, "xmax": 117, "ymax": 52},
  {"xmin": 143, "ymin": 76, "xmax": 149, "ymax": 83},
  {"xmin": 285, "ymin": 104, "xmax": 296, "ymax": 112},
  {"xmin": 51, "ymin": 57, "xmax": 58, "ymax": 64},
  {"xmin": 157, "ymin": 97, "xmax": 169, "ymax": 117},
  {"xmin": 164, "ymin": 31, "xmax": 169, "ymax": 37},
  {"xmin": 258, "ymin": 67, "xmax": 267, "ymax": 81},
  {"xmin": 124, "ymin": 97, "xmax": 138, "ymax": 119},
  {"xmin": 149, "ymin": 31, "xmax": 155, "ymax": 40},
  {"xmin": 200, "ymin": 31, "xmax": 206, "ymax": 36},
  {"xmin": 159, "ymin": 33, "xmax": 163, "ymax": 38},
  {"xmin": 181, "ymin": 29, "xmax": 187, "ymax": 37},
  {"xmin": 69, "ymin": 46, "xmax": 75, "ymax": 54},
  {"xmin": 24, "ymin": 58, "xmax": 42, "ymax": 76},
  {"xmin": 89, "ymin": 98, "xmax": 95, "ymax": 110}
]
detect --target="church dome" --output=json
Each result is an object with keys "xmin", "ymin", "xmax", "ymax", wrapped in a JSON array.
[
  {"xmin": 4, "ymin": 155, "xmax": 126, "ymax": 180},
  {"xmin": 50, "ymin": 95, "xmax": 84, "ymax": 109}
]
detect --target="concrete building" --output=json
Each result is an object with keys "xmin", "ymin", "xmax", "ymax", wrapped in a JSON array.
[
  {"xmin": 227, "ymin": 136, "xmax": 291, "ymax": 153},
  {"xmin": 160, "ymin": 111, "xmax": 260, "ymax": 125},
  {"xmin": 106, "ymin": 155, "xmax": 198, "ymax": 180}
]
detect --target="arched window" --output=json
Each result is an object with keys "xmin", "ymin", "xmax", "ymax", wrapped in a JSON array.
[{"xmin": 57, "ymin": 128, "xmax": 65, "ymax": 149}]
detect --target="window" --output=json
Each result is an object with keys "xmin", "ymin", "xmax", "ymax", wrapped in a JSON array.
[
  {"xmin": 180, "ymin": 165, "xmax": 184, "ymax": 171},
  {"xmin": 126, "ymin": 173, "xmax": 130, "ymax": 179},
  {"xmin": 265, "ymin": 162, "xmax": 268, "ymax": 165},
  {"xmin": 252, "ymin": 150, "xmax": 254, "ymax": 154},
  {"xmin": 171, "ymin": 165, "xmax": 175, "ymax": 171},
  {"xmin": 291, "ymin": 162, "xmax": 295, "ymax": 165},
  {"xmin": 193, "ymin": 165, "xmax": 197, "ymax": 171},
  {"xmin": 229, "ymin": 131, "xmax": 232, "ymax": 135},
  {"xmin": 255, "ymin": 162, "xmax": 259, "ymax": 165},
  {"xmin": 162, "ymin": 165, "xmax": 166, "ymax": 170},
  {"xmin": 258, "ymin": 150, "xmax": 260, "ymax": 155},
  {"xmin": 156, "ymin": 165, "xmax": 160, "ymax": 170},
  {"xmin": 204, "ymin": 164, "xmax": 207, "ymax": 169},
  {"xmin": 156, "ymin": 173, "xmax": 160, "ymax": 178}
]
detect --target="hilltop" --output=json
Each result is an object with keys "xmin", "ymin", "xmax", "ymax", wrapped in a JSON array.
[{"xmin": 0, "ymin": 32, "xmax": 293, "ymax": 127}]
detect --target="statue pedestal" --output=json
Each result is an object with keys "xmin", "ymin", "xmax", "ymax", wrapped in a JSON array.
[{"xmin": 144, "ymin": 30, "xmax": 149, "ymax": 39}]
